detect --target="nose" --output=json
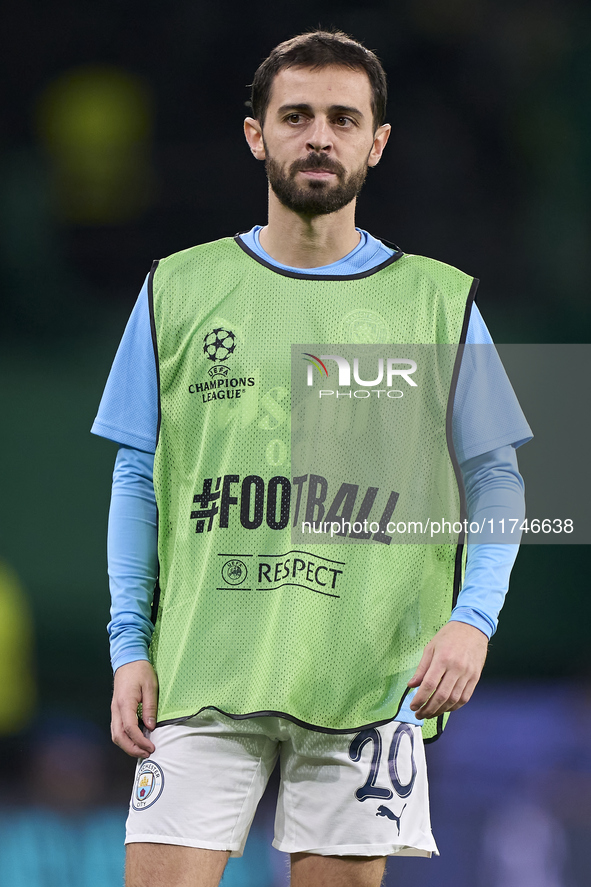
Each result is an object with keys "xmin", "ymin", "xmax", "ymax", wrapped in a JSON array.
[{"xmin": 305, "ymin": 117, "xmax": 332, "ymax": 153}]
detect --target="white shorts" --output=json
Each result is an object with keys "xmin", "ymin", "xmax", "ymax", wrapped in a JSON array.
[{"xmin": 125, "ymin": 710, "xmax": 438, "ymax": 858}]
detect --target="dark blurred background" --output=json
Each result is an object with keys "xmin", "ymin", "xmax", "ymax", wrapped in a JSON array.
[{"xmin": 1, "ymin": 0, "xmax": 590, "ymax": 884}]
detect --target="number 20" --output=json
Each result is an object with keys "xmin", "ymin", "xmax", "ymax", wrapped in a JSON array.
[{"xmin": 348, "ymin": 725, "xmax": 417, "ymax": 802}]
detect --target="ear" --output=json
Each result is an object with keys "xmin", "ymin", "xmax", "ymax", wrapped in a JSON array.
[
  {"xmin": 244, "ymin": 117, "xmax": 266, "ymax": 160},
  {"xmin": 367, "ymin": 123, "xmax": 391, "ymax": 168}
]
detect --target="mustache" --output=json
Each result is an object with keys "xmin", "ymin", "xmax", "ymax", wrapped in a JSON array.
[{"xmin": 290, "ymin": 153, "xmax": 346, "ymax": 177}]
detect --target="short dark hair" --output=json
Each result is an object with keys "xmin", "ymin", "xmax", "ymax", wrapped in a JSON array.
[{"xmin": 250, "ymin": 30, "xmax": 387, "ymax": 131}]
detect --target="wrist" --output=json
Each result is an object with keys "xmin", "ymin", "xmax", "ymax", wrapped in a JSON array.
[{"xmin": 113, "ymin": 652, "xmax": 151, "ymax": 674}]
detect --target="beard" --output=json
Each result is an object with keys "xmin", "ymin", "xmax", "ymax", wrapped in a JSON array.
[{"xmin": 265, "ymin": 149, "xmax": 369, "ymax": 216}]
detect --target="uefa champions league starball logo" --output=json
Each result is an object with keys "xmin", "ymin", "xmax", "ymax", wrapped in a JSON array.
[{"xmin": 203, "ymin": 328, "xmax": 236, "ymax": 362}]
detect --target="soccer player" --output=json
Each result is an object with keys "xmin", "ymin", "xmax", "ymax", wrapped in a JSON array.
[{"xmin": 93, "ymin": 30, "xmax": 531, "ymax": 887}]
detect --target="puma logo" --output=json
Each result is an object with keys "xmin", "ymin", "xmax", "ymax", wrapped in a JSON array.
[{"xmin": 376, "ymin": 803, "xmax": 407, "ymax": 834}]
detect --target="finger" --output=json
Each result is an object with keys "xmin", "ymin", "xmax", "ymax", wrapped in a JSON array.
[
  {"xmin": 409, "ymin": 662, "xmax": 446, "ymax": 712},
  {"xmin": 111, "ymin": 711, "xmax": 154, "ymax": 758},
  {"xmin": 113, "ymin": 698, "xmax": 156, "ymax": 755},
  {"xmin": 117, "ymin": 732, "xmax": 152, "ymax": 758},
  {"xmin": 413, "ymin": 672, "xmax": 461, "ymax": 719},
  {"xmin": 121, "ymin": 708, "xmax": 156, "ymax": 754},
  {"xmin": 448, "ymin": 674, "xmax": 480, "ymax": 712},
  {"xmin": 407, "ymin": 645, "xmax": 434, "ymax": 689},
  {"xmin": 140, "ymin": 679, "xmax": 159, "ymax": 731},
  {"xmin": 417, "ymin": 674, "xmax": 468, "ymax": 719}
]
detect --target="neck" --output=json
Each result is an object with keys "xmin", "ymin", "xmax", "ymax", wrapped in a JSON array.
[{"xmin": 258, "ymin": 190, "xmax": 360, "ymax": 268}]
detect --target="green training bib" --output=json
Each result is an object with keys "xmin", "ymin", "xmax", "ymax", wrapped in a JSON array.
[{"xmin": 149, "ymin": 236, "xmax": 476, "ymax": 740}]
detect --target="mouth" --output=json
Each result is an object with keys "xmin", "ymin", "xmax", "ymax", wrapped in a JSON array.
[{"xmin": 298, "ymin": 169, "xmax": 337, "ymax": 180}]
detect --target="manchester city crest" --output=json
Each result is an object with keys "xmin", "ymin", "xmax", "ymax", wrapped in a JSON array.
[
  {"xmin": 340, "ymin": 309, "xmax": 389, "ymax": 344},
  {"xmin": 132, "ymin": 760, "xmax": 164, "ymax": 810}
]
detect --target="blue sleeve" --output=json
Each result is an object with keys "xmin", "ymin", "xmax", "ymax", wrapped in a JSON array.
[
  {"xmin": 445, "ymin": 304, "xmax": 530, "ymax": 639},
  {"xmin": 107, "ymin": 446, "xmax": 157, "ymax": 672},
  {"xmin": 399, "ymin": 444, "xmax": 525, "ymax": 725},
  {"xmin": 91, "ymin": 276, "xmax": 159, "ymax": 453},
  {"xmin": 448, "ymin": 445, "xmax": 525, "ymax": 639},
  {"xmin": 453, "ymin": 304, "xmax": 533, "ymax": 462}
]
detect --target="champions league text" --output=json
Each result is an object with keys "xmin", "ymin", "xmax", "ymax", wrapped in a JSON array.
[{"xmin": 188, "ymin": 376, "xmax": 255, "ymax": 403}]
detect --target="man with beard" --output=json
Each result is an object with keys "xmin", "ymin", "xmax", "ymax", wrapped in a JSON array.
[{"xmin": 93, "ymin": 30, "xmax": 531, "ymax": 887}]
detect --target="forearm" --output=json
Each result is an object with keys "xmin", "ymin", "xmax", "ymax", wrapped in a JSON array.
[
  {"xmin": 449, "ymin": 445, "xmax": 525, "ymax": 638},
  {"xmin": 107, "ymin": 446, "xmax": 158, "ymax": 672}
]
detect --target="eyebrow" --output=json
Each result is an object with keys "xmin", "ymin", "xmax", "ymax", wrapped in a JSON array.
[{"xmin": 276, "ymin": 103, "xmax": 365, "ymax": 118}]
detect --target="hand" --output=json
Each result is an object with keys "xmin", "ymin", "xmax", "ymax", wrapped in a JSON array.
[
  {"xmin": 407, "ymin": 621, "xmax": 488, "ymax": 720},
  {"xmin": 111, "ymin": 660, "xmax": 159, "ymax": 758}
]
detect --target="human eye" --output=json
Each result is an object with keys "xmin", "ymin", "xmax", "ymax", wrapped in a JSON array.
[
  {"xmin": 285, "ymin": 113, "xmax": 304, "ymax": 124},
  {"xmin": 334, "ymin": 116, "xmax": 355, "ymax": 128}
]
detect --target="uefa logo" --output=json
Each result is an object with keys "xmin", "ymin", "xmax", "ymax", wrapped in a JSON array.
[{"xmin": 221, "ymin": 559, "xmax": 248, "ymax": 585}]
